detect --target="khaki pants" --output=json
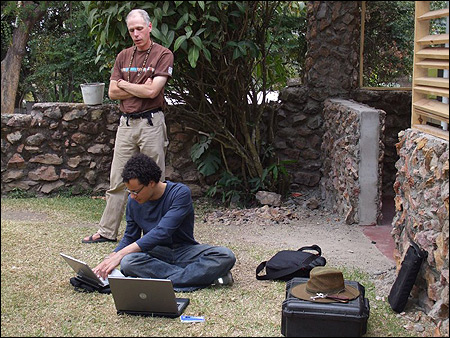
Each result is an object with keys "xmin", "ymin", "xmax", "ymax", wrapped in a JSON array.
[{"xmin": 97, "ymin": 111, "xmax": 168, "ymax": 240}]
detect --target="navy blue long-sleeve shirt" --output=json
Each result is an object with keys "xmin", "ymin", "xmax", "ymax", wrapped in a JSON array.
[{"xmin": 114, "ymin": 181, "xmax": 199, "ymax": 253}]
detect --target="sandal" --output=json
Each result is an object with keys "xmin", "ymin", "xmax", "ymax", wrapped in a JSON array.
[{"xmin": 81, "ymin": 234, "xmax": 117, "ymax": 244}]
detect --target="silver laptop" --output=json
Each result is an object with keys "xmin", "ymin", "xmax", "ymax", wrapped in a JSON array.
[
  {"xmin": 108, "ymin": 276, "xmax": 190, "ymax": 318},
  {"xmin": 60, "ymin": 253, "xmax": 109, "ymax": 288}
]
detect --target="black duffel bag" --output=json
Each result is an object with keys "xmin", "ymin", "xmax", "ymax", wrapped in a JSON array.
[
  {"xmin": 256, "ymin": 244, "xmax": 326, "ymax": 281},
  {"xmin": 388, "ymin": 240, "xmax": 427, "ymax": 313}
]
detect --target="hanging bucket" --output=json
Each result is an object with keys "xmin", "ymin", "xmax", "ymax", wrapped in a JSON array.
[{"xmin": 80, "ymin": 82, "xmax": 105, "ymax": 105}]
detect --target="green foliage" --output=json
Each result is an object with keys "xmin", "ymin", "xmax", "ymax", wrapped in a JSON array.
[
  {"xmin": 54, "ymin": 186, "xmax": 94, "ymax": 198},
  {"xmin": 364, "ymin": 0, "xmax": 447, "ymax": 88},
  {"xmin": 1, "ymin": 2, "xmax": 112, "ymax": 104},
  {"xmin": 196, "ymin": 151, "xmax": 222, "ymax": 177},
  {"xmin": 430, "ymin": 1, "xmax": 449, "ymax": 34},
  {"xmin": 205, "ymin": 158, "xmax": 295, "ymax": 207},
  {"xmin": 190, "ymin": 133, "xmax": 222, "ymax": 177},
  {"xmin": 190, "ymin": 133, "xmax": 214, "ymax": 162},
  {"xmin": 363, "ymin": 1, "xmax": 415, "ymax": 87},
  {"xmin": 249, "ymin": 159, "xmax": 296, "ymax": 194},
  {"xmin": 207, "ymin": 171, "xmax": 251, "ymax": 207},
  {"xmin": 23, "ymin": 2, "xmax": 111, "ymax": 103},
  {"xmin": 0, "ymin": 2, "xmax": 15, "ymax": 60},
  {"xmin": 84, "ymin": 1, "xmax": 306, "ymax": 199},
  {"xmin": 6, "ymin": 188, "xmax": 36, "ymax": 199},
  {"xmin": 265, "ymin": 1, "xmax": 307, "ymax": 89}
]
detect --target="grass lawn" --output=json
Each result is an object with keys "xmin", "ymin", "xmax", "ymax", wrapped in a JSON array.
[{"xmin": 1, "ymin": 197, "xmax": 418, "ymax": 337}]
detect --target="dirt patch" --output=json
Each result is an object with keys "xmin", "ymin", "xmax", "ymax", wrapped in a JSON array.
[
  {"xmin": 199, "ymin": 204, "xmax": 396, "ymax": 293},
  {"xmin": 1, "ymin": 210, "xmax": 98, "ymax": 228},
  {"xmin": 1, "ymin": 210, "xmax": 48, "ymax": 222}
]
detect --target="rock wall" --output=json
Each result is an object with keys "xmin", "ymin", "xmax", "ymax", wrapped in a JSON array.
[
  {"xmin": 0, "ymin": 93, "xmax": 410, "ymax": 203},
  {"xmin": 0, "ymin": 103, "xmax": 209, "ymax": 197},
  {"xmin": 392, "ymin": 128, "xmax": 449, "ymax": 322},
  {"xmin": 321, "ymin": 98, "xmax": 386, "ymax": 225},
  {"xmin": 164, "ymin": 113, "xmax": 209, "ymax": 197},
  {"xmin": 1, "ymin": 103, "xmax": 118, "ymax": 196},
  {"xmin": 304, "ymin": 1, "xmax": 360, "ymax": 100},
  {"xmin": 276, "ymin": 85, "xmax": 323, "ymax": 190}
]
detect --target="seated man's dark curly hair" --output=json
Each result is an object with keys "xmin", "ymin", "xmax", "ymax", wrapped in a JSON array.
[{"xmin": 121, "ymin": 153, "xmax": 162, "ymax": 186}]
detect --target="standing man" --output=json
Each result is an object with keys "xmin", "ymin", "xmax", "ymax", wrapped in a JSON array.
[
  {"xmin": 93, "ymin": 153, "xmax": 236, "ymax": 292},
  {"xmin": 82, "ymin": 9, "xmax": 173, "ymax": 243}
]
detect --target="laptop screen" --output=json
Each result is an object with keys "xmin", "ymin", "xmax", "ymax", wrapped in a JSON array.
[{"xmin": 60, "ymin": 253, "xmax": 108, "ymax": 287}]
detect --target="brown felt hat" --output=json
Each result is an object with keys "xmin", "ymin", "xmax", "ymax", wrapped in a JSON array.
[{"xmin": 290, "ymin": 266, "xmax": 360, "ymax": 303}]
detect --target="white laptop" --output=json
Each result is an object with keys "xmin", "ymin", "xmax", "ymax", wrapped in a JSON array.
[
  {"xmin": 108, "ymin": 276, "xmax": 190, "ymax": 318},
  {"xmin": 60, "ymin": 253, "xmax": 123, "ymax": 288}
]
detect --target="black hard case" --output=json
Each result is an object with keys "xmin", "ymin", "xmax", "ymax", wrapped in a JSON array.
[{"xmin": 281, "ymin": 277, "xmax": 370, "ymax": 337}]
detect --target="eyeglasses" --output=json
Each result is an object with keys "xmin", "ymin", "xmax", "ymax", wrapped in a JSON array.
[{"xmin": 125, "ymin": 185, "xmax": 145, "ymax": 196}]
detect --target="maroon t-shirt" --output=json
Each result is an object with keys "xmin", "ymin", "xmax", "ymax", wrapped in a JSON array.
[{"xmin": 110, "ymin": 42, "xmax": 174, "ymax": 113}]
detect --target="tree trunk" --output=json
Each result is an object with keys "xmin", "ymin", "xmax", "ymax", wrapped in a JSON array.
[{"xmin": 1, "ymin": 2, "xmax": 46, "ymax": 115}]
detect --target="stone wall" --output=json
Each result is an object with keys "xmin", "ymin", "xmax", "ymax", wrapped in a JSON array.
[
  {"xmin": 1, "ymin": 103, "xmax": 118, "ymax": 196},
  {"xmin": 0, "ymin": 92, "xmax": 410, "ymax": 203},
  {"xmin": 321, "ymin": 98, "xmax": 385, "ymax": 225},
  {"xmin": 164, "ymin": 112, "xmax": 209, "ymax": 197},
  {"xmin": 392, "ymin": 128, "xmax": 449, "ymax": 322},
  {"xmin": 276, "ymin": 85, "xmax": 410, "ymax": 195},
  {"xmin": 0, "ymin": 103, "xmax": 209, "ymax": 197},
  {"xmin": 275, "ymin": 85, "xmax": 323, "ymax": 190},
  {"xmin": 304, "ymin": 1, "xmax": 360, "ymax": 100}
]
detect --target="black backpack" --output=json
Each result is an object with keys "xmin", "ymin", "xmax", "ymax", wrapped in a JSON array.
[
  {"xmin": 256, "ymin": 244, "xmax": 326, "ymax": 281},
  {"xmin": 69, "ymin": 277, "xmax": 111, "ymax": 294}
]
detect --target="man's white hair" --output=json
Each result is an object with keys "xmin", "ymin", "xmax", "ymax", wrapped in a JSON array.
[{"xmin": 126, "ymin": 9, "xmax": 150, "ymax": 26}]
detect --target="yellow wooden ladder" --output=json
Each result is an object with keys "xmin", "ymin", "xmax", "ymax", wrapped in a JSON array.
[{"xmin": 412, "ymin": 1, "xmax": 449, "ymax": 140}]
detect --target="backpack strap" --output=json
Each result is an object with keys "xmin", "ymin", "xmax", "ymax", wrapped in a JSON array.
[
  {"xmin": 255, "ymin": 261, "xmax": 270, "ymax": 280},
  {"xmin": 297, "ymin": 244, "xmax": 321, "ymax": 256}
]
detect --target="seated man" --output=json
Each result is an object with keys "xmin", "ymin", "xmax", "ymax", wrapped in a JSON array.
[{"xmin": 93, "ymin": 153, "xmax": 236, "ymax": 292}]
